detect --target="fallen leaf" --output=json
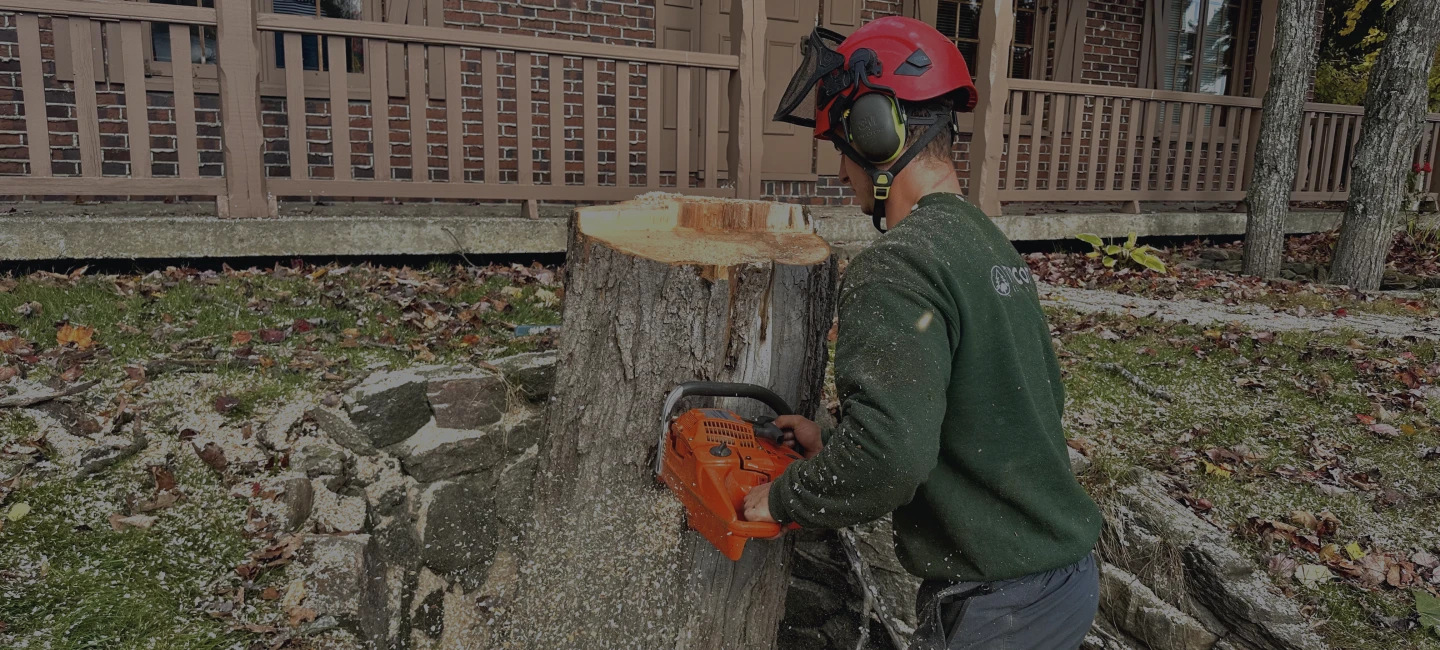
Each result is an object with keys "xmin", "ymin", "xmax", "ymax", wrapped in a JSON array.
[
  {"xmin": 1369, "ymin": 423, "xmax": 1401, "ymax": 438},
  {"xmin": 1317, "ymin": 511, "xmax": 1342, "ymax": 536},
  {"xmin": 13, "ymin": 301, "xmax": 41, "ymax": 317},
  {"xmin": 1295, "ymin": 564, "xmax": 1333, "ymax": 588},
  {"xmin": 107, "ymin": 513, "xmax": 157, "ymax": 531},
  {"xmin": 286, "ymin": 606, "xmax": 317, "ymax": 627},
  {"xmin": 1319, "ymin": 544, "xmax": 1343, "ymax": 562},
  {"xmin": 0, "ymin": 367, "xmax": 16, "ymax": 382},
  {"xmin": 56, "ymin": 323, "xmax": 95, "ymax": 349},
  {"xmin": 1290, "ymin": 510, "xmax": 1320, "ymax": 532},
  {"xmin": 260, "ymin": 586, "xmax": 282, "ymax": 600},
  {"xmin": 136, "ymin": 492, "xmax": 181, "ymax": 513},
  {"xmin": 6, "ymin": 503, "xmax": 30, "ymax": 522},
  {"xmin": 178, "ymin": 428, "xmax": 199, "ymax": 441},
  {"xmin": 259, "ymin": 329, "xmax": 287, "ymax": 344},
  {"xmin": 1345, "ymin": 542, "xmax": 1366, "ymax": 561},
  {"xmin": 214, "ymin": 395, "xmax": 241, "ymax": 414},
  {"xmin": 1202, "ymin": 460, "xmax": 1233, "ymax": 478},
  {"xmin": 193, "ymin": 442, "xmax": 228, "ymax": 473},
  {"xmin": 1402, "ymin": 424, "xmax": 1418, "ymax": 436},
  {"xmin": 150, "ymin": 465, "xmax": 177, "ymax": 492},
  {"xmin": 1358, "ymin": 553, "xmax": 1389, "ymax": 587},
  {"xmin": 292, "ymin": 318, "xmax": 315, "ymax": 333},
  {"xmin": 58, "ymin": 364, "xmax": 84, "ymax": 383},
  {"xmin": 231, "ymin": 331, "xmax": 253, "ymax": 346},
  {"xmin": 123, "ymin": 365, "xmax": 146, "ymax": 383},
  {"xmin": 1268, "ymin": 553, "xmax": 1298, "ymax": 578},
  {"xmin": 1356, "ymin": 413, "xmax": 1377, "ymax": 425}
]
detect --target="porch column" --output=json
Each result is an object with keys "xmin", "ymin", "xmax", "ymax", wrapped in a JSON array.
[
  {"xmin": 969, "ymin": 0, "xmax": 1014, "ymax": 217},
  {"xmin": 215, "ymin": 0, "xmax": 275, "ymax": 217},
  {"xmin": 728, "ymin": 0, "xmax": 766, "ymax": 199},
  {"xmin": 1242, "ymin": 0, "xmax": 1281, "ymax": 192}
]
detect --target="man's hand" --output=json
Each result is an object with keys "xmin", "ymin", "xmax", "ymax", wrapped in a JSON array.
[
  {"xmin": 742, "ymin": 482, "xmax": 777, "ymax": 525},
  {"xmin": 775, "ymin": 415, "xmax": 823, "ymax": 459}
]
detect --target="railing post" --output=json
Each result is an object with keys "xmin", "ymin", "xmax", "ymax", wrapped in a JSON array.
[
  {"xmin": 215, "ymin": 0, "xmax": 275, "ymax": 217},
  {"xmin": 727, "ymin": 0, "xmax": 765, "ymax": 199},
  {"xmin": 1241, "ymin": 0, "xmax": 1279, "ymax": 195},
  {"xmin": 969, "ymin": 0, "xmax": 1013, "ymax": 217}
]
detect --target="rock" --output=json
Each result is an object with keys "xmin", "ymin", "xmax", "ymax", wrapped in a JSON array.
[
  {"xmin": 412, "ymin": 588, "xmax": 446, "ymax": 639},
  {"xmin": 853, "ymin": 515, "xmax": 921, "ymax": 630},
  {"xmin": 283, "ymin": 477, "xmax": 315, "ymax": 532},
  {"xmin": 302, "ymin": 534, "xmax": 390, "ymax": 646},
  {"xmin": 77, "ymin": 433, "xmax": 147, "ymax": 476},
  {"xmin": 1199, "ymin": 248, "xmax": 1234, "ymax": 261},
  {"xmin": 1108, "ymin": 473, "xmax": 1328, "ymax": 650},
  {"xmin": 295, "ymin": 442, "xmax": 348, "ymax": 480},
  {"xmin": 1070, "ymin": 447, "xmax": 1093, "ymax": 474},
  {"xmin": 311, "ymin": 482, "xmax": 368, "ymax": 533},
  {"xmin": 1216, "ymin": 259, "xmax": 1244, "ymax": 273},
  {"xmin": 1099, "ymin": 562, "xmax": 1218, "ymax": 650},
  {"xmin": 493, "ymin": 351, "xmax": 558, "ymax": 402},
  {"xmin": 785, "ymin": 578, "xmax": 847, "ymax": 627},
  {"xmin": 391, "ymin": 419, "xmax": 508, "ymax": 483},
  {"xmin": 418, "ymin": 474, "xmax": 498, "ymax": 576},
  {"xmin": 309, "ymin": 406, "xmax": 377, "ymax": 456},
  {"xmin": 503, "ymin": 410, "xmax": 545, "ymax": 455},
  {"xmin": 1281, "ymin": 262, "xmax": 1315, "ymax": 277},
  {"xmin": 425, "ymin": 370, "xmax": 507, "ymax": 429},
  {"xmin": 1279, "ymin": 270, "xmax": 1300, "ymax": 282},
  {"xmin": 345, "ymin": 369, "xmax": 434, "ymax": 448},
  {"xmin": 1082, "ymin": 616, "xmax": 1151, "ymax": 650},
  {"xmin": 494, "ymin": 445, "xmax": 538, "ymax": 528}
]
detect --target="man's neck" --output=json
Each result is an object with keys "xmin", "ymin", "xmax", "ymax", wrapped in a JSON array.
[{"xmin": 884, "ymin": 161, "xmax": 965, "ymax": 228}]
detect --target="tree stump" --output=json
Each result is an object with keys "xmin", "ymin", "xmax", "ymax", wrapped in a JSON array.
[{"xmin": 503, "ymin": 194, "xmax": 837, "ymax": 649}]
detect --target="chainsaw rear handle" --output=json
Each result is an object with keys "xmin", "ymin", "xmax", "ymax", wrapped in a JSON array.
[{"xmin": 655, "ymin": 382, "xmax": 796, "ymax": 476}]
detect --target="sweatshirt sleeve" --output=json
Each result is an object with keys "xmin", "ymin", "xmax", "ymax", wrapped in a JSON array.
[{"xmin": 768, "ymin": 278, "xmax": 953, "ymax": 529}]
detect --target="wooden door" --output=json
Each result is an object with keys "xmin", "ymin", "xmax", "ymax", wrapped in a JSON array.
[{"xmin": 657, "ymin": 0, "xmax": 822, "ymax": 183}]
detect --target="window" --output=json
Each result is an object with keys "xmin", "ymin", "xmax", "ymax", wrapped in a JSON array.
[
  {"xmin": 150, "ymin": 0, "xmax": 217, "ymax": 65},
  {"xmin": 1164, "ymin": 0, "xmax": 1242, "ymax": 94},
  {"xmin": 272, "ymin": 0, "xmax": 365, "ymax": 73},
  {"xmin": 933, "ymin": 0, "xmax": 1037, "ymax": 79}
]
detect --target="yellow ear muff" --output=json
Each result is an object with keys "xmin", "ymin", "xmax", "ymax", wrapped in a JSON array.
[{"xmin": 845, "ymin": 94, "xmax": 907, "ymax": 164}]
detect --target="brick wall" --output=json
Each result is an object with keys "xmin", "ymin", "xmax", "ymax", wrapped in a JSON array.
[
  {"xmin": 446, "ymin": 0, "xmax": 654, "ymax": 46},
  {"xmin": 1080, "ymin": 0, "xmax": 1143, "ymax": 87},
  {"xmin": 0, "ymin": 15, "xmax": 222, "ymax": 197}
]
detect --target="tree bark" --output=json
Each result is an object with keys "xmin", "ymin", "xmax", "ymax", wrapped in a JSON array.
[
  {"xmin": 1329, "ymin": 0, "xmax": 1440, "ymax": 289},
  {"xmin": 501, "ymin": 194, "xmax": 837, "ymax": 649},
  {"xmin": 1243, "ymin": 0, "xmax": 1322, "ymax": 278}
]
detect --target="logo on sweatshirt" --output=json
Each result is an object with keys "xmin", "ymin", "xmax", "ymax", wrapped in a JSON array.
[{"xmin": 991, "ymin": 265, "xmax": 1032, "ymax": 297}]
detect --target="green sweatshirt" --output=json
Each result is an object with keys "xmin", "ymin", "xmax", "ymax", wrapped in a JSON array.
[{"xmin": 768, "ymin": 192, "xmax": 1100, "ymax": 583}]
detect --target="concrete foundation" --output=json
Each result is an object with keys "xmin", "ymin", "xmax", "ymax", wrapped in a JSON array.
[{"xmin": 0, "ymin": 201, "xmax": 1433, "ymax": 261}]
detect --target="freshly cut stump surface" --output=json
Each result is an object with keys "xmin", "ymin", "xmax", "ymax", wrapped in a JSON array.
[{"xmin": 503, "ymin": 194, "xmax": 837, "ymax": 649}]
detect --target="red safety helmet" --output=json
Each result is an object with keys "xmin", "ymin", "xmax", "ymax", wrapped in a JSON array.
[
  {"xmin": 775, "ymin": 16, "xmax": 978, "ymax": 140},
  {"xmin": 773, "ymin": 17, "xmax": 978, "ymax": 233}
]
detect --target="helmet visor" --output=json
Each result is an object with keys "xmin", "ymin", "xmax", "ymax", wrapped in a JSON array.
[{"xmin": 773, "ymin": 27, "xmax": 847, "ymax": 129}]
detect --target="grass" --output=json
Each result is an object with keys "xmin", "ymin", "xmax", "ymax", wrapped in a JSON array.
[
  {"xmin": 1051, "ymin": 307, "xmax": 1440, "ymax": 649},
  {"xmin": 0, "ymin": 454, "xmax": 251, "ymax": 650},
  {"xmin": 0, "ymin": 262, "xmax": 564, "ymax": 649}
]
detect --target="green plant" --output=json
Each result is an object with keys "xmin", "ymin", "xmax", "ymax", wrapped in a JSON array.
[{"xmin": 1076, "ymin": 232, "xmax": 1168, "ymax": 273}]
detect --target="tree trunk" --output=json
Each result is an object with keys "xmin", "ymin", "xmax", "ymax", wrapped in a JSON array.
[
  {"xmin": 501, "ymin": 194, "xmax": 837, "ymax": 649},
  {"xmin": 1243, "ymin": 0, "xmax": 1322, "ymax": 278},
  {"xmin": 1329, "ymin": 0, "xmax": 1440, "ymax": 289}
]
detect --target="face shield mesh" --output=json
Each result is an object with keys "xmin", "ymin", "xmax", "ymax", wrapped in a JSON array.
[{"xmin": 773, "ymin": 27, "xmax": 847, "ymax": 129}]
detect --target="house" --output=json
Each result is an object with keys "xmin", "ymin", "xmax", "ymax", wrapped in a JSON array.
[{"xmin": 0, "ymin": 0, "xmax": 1437, "ymax": 258}]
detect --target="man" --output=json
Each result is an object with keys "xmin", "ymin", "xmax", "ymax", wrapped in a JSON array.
[{"xmin": 743, "ymin": 17, "xmax": 1102, "ymax": 650}]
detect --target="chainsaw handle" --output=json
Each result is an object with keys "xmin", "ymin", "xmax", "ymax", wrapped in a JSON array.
[
  {"xmin": 655, "ymin": 382, "xmax": 796, "ymax": 477},
  {"xmin": 664, "ymin": 382, "xmax": 795, "ymax": 418}
]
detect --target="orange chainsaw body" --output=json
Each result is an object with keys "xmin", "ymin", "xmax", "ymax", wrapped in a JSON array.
[{"xmin": 660, "ymin": 407, "xmax": 803, "ymax": 560}]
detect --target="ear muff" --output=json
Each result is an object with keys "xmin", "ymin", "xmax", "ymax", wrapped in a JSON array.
[{"xmin": 843, "ymin": 93, "xmax": 906, "ymax": 164}]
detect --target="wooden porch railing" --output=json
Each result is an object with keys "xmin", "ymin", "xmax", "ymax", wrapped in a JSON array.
[
  {"xmin": 992, "ymin": 78, "xmax": 1440, "ymax": 209},
  {"xmin": 0, "ymin": 0, "xmax": 764, "ymax": 217}
]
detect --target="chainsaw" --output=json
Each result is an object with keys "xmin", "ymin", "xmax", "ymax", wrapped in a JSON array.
[{"xmin": 656, "ymin": 382, "xmax": 805, "ymax": 561}]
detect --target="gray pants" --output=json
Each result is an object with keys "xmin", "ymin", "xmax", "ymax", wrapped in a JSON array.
[{"xmin": 910, "ymin": 553, "xmax": 1099, "ymax": 650}]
